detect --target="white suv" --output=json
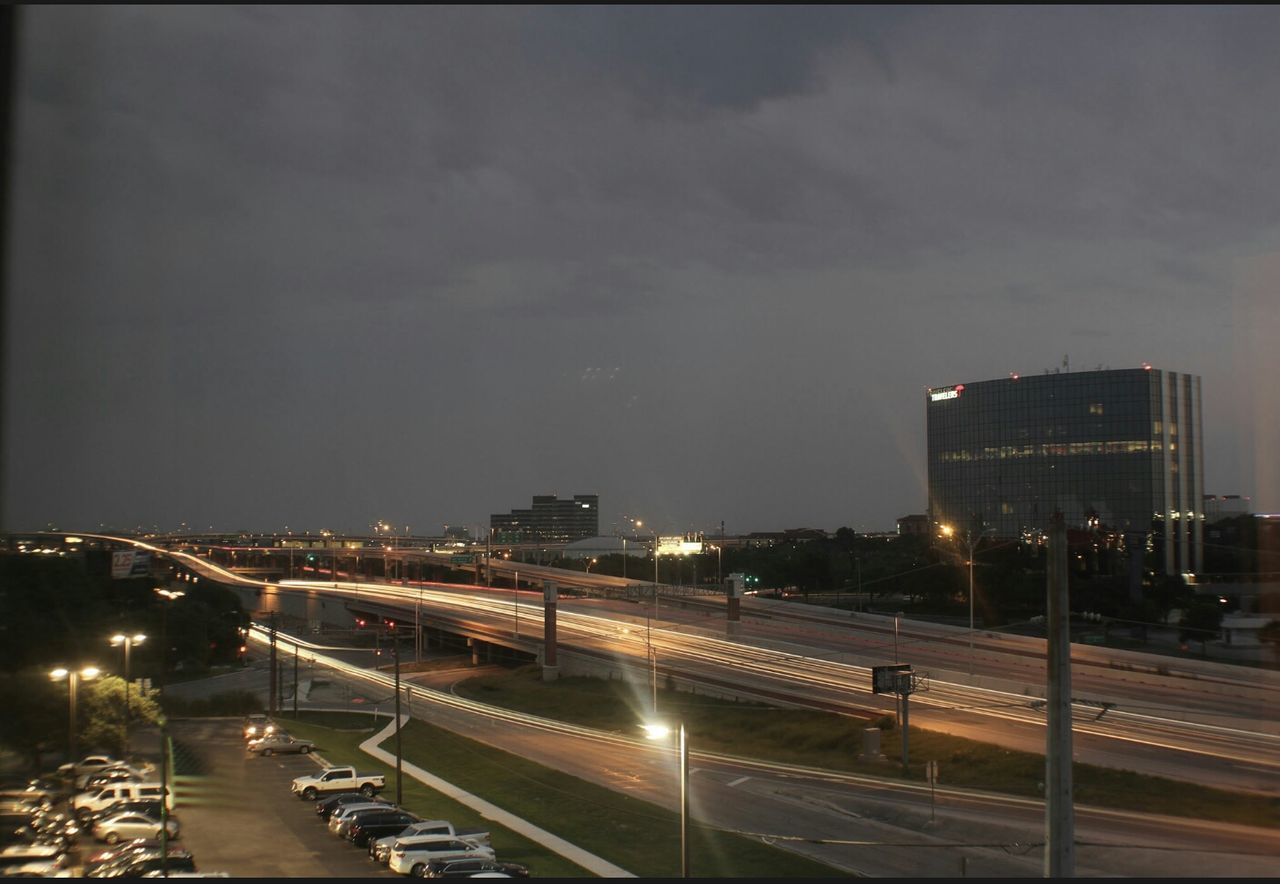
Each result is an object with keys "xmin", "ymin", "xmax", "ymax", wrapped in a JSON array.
[
  {"xmin": 73, "ymin": 782, "xmax": 167, "ymax": 818},
  {"xmin": 386, "ymin": 835, "xmax": 494, "ymax": 876}
]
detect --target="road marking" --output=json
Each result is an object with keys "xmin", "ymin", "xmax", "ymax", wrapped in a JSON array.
[{"xmin": 727, "ymin": 776, "xmax": 751, "ymax": 787}]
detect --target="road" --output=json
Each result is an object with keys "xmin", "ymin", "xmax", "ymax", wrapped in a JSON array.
[
  {"xmin": 201, "ymin": 633, "xmax": 1280, "ymax": 878},
  {"xmin": 100, "ymin": 538, "xmax": 1280, "ymax": 795}
]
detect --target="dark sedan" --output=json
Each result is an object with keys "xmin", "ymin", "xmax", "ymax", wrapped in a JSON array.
[
  {"xmin": 315, "ymin": 792, "xmax": 387, "ymax": 821},
  {"xmin": 415, "ymin": 858, "xmax": 531, "ymax": 878},
  {"xmin": 346, "ymin": 811, "xmax": 421, "ymax": 848}
]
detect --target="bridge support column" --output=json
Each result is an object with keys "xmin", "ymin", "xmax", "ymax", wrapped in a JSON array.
[
  {"xmin": 725, "ymin": 575, "xmax": 743, "ymax": 638},
  {"xmin": 542, "ymin": 580, "xmax": 559, "ymax": 682}
]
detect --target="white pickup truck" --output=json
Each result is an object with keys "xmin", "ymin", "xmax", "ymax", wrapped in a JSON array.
[
  {"xmin": 369, "ymin": 819, "xmax": 492, "ymax": 863},
  {"xmin": 291, "ymin": 766, "xmax": 386, "ymax": 800}
]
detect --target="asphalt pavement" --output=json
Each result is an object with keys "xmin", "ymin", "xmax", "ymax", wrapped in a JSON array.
[{"xmin": 162, "ymin": 718, "xmax": 398, "ymax": 877}]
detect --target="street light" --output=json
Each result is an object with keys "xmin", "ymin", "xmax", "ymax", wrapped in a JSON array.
[
  {"xmin": 153, "ymin": 588, "xmax": 185, "ymax": 698},
  {"xmin": 110, "ymin": 633, "xmax": 146, "ymax": 747},
  {"xmin": 585, "ymin": 557, "xmax": 598, "ymax": 574},
  {"xmin": 941, "ymin": 523, "xmax": 991, "ymax": 676},
  {"xmin": 642, "ymin": 721, "xmax": 689, "ymax": 878},
  {"xmin": 50, "ymin": 666, "xmax": 99, "ymax": 764}
]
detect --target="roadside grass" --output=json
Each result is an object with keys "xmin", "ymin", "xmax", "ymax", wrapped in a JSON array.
[
  {"xmin": 274, "ymin": 710, "xmax": 842, "ymax": 878},
  {"xmin": 454, "ymin": 665, "xmax": 1280, "ymax": 829}
]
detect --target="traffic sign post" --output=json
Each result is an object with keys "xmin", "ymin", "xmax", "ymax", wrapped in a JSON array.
[
  {"xmin": 871, "ymin": 664, "xmax": 928, "ymax": 773},
  {"xmin": 927, "ymin": 760, "xmax": 939, "ymax": 822}
]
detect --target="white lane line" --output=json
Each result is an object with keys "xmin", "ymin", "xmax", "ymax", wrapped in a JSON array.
[{"xmin": 728, "ymin": 776, "xmax": 751, "ymax": 787}]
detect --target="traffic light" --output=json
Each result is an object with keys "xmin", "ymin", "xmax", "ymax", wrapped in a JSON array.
[{"xmin": 356, "ymin": 618, "xmax": 367, "ymax": 628}]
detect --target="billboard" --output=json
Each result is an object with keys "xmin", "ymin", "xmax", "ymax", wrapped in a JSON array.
[
  {"xmin": 657, "ymin": 536, "xmax": 704, "ymax": 556},
  {"xmin": 110, "ymin": 550, "xmax": 152, "ymax": 579}
]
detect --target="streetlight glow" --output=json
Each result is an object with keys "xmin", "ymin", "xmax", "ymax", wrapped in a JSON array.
[{"xmin": 641, "ymin": 719, "xmax": 689, "ymax": 876}]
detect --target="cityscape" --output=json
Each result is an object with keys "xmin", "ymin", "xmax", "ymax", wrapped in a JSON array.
[{"xmin": 3, "ymin": 6, "xmax": 1280, "ymax": 880}]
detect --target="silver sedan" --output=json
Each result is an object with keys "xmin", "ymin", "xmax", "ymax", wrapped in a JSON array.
[{"xmin": 247, "ymin": 733, "xmax": 316, "ymax": 757}]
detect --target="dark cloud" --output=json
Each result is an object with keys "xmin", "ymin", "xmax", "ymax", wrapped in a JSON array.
[{"xmin": 4, "ymin": 6, "xmax": 1278, "ymax": 534}]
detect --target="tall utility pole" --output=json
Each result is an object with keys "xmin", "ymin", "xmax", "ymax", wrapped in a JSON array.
[
  {"xmin": 393, "ymin": 625, "xmax": 403, "ymax": 806},
  {"xmin": 268, "ymin": 613, "xmax": 278, "ymax": 717},
  {"xmin": 1045, "ymin": 512, "xmax": 1075, "ymax": 877}
]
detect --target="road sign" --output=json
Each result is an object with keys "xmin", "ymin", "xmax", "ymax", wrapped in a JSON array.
[
  {"xmin": 451, "ymin": 555, "xmax": 474, "ymax": 564},
  {"xmin": 872, "ymin": 664, "xmax": 911, "ymax": 694}
]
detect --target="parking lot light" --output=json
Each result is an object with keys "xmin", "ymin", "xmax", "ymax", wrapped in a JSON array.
[{"xmin": 50, "ymin": 665, "xmax": 100, "ymax": 764}]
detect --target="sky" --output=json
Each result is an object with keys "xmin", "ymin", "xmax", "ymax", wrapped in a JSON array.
[{"xmin": 4, "ymin": 6, "xmax": 1279, "ymax": 538}]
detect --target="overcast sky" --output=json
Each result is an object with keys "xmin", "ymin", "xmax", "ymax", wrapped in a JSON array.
[{"xmin": 4, "ymin": 6, "xmax": 1279, "ymax": 537}]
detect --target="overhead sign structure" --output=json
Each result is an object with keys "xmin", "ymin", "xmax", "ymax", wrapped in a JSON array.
[{"xmin": 872, "ymin": 663, "xmax": 912, "ymax": 695}]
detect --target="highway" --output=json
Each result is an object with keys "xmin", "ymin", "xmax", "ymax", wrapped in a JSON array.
[
  {"xmin": 228, "ymin": 626, "xmax": 1280, "ymax": 877},
  {"xmin": 101, "ymin": 536, "xmax": 1280, "ymax": 797}
]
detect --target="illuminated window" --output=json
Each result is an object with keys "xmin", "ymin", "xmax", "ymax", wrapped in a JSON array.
[{"xmin": 1089, "ymin": 403, "xmax": 1104, "ymax": 415}]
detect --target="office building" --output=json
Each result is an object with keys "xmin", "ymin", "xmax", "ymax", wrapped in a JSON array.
[
  {"xmin": 490, "ymin": 494, "xmax": 599, "ymax": 545},
  {"xmin": 926, "ymin": 367, "xmax": 1203, "ymax": 574}
]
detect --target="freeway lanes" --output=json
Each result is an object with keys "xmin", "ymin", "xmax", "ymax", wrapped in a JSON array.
[
  {"xmin": 96, "ymin": 537, "xmax": 1280, "ymax": 796},
  {"xmin": 248, "ymin": 627, "xmax": 1280, "ymax": 878}
]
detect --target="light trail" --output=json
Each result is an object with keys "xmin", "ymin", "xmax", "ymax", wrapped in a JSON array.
[{"xmin": 81, "ymin": 535, "xmax": 1280, "ymax": 785}]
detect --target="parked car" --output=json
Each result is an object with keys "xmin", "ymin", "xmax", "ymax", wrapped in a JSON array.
[
  {"xmin": 347, "ymin": 810, "xmax": 421, "ymax": 848},
  {"xmin": 386, "ymin": 836, "xmax": 495, "ymax": 877},
  {"xmin": 74, "ymin": 782, "xmax": 167, "ymax": 819},
  {"xmin": 16, "ymin": 808, "xmax": 81, "ymax": 844},
  {"xmin": 415, "ymin": 859, "xmax": 531, "ymax": 878},
  {"xmin": 88, "ymin": 847, "xmax": 195, "ymax": 878},
  {"xmin": 82, "ymin": 838, "xmax": 163, "ymax": 875},
  {"xmin": 0, "ymin": 791, "xmax": 47, "ymax": 827},
  {"xmin": 92, "ymin": 811, "xmax": 180, "ymax": 844},
  {"xmin": 0, "ymin": 844, "xmax": 68, "ymax": 878},
  {"xmin": 315, "ymin": 793, "xmax": 375, "ymax": 821},
  {"xmin": 83, "ymin": 799, "xmax": 166, "ymax": 827},
  {"xmin": 58, "ymin": 755, "xmax": 119, "ymax": 780},
  {"xmin": 80, "ymin": 767, "xmax": 146, "ymax": 792},
  {"xmin": 331, "ymin": 803, "xmax": 400, "ymax": 838},
  {"xmin": 370, "ymin": 821, "xmax": 491, "ymax": 864},
  {"xmin": 247, "ymin": 733, "xmax": 315, "ymax": 756},
  {"xmin": 76, "ymin": 763, "xmax": 153, "ymax": 792}
]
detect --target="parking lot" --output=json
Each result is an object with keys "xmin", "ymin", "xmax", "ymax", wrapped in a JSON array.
[{"xmin": 168, "ymin": 718, "xmax": 398, "ymax": 877}]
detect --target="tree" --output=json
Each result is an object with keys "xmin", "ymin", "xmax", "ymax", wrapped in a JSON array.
[
  {"xmin": 0, "ymin": 670, "xmax": 65, "ymax": 771},
  {"xmin": 79, "ymin": 675, "xmax": 163, "ymax": 756}
]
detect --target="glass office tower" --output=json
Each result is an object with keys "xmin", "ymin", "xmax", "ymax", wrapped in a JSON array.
[{"xmin": 926, "ymin": 368, "xmax": 1203, "ymax": 575}]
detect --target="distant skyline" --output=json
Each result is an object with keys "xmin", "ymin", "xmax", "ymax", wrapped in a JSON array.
[{"xmin": 4, "ymin": 7, "xmax": 1279, "ymax": 538}]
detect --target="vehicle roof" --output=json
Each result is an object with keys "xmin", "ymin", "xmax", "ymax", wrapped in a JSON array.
[{"xmin": 394, "ymin": 833, "xmax": 482, "ymax": 846}]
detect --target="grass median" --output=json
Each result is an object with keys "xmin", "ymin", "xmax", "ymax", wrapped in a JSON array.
[
  {"xmin": 273, "ymin": 710, "xmax": 842, "ymax": 878},
  {"xmin": 452, "ymin": 664, "xmax": 1280, "ymax": 829}
]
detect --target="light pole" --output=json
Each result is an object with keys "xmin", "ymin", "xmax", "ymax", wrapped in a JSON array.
[
  {"xmin": 585, "ymin": 557, "xmax": 597, "ymax": 575},
  {"xmin": 110, "ymin": 633, "xmax": 146, "ymax": 748},
  {"xmin": 942, "ymin": 524, "xmax": 989, "ymax": 676},
  {"xmin": 643, "ymin": 721, "xmax": 689, "ymax": 877},
  {"xmin": 154, "ymin": 588, "xmax": 185, "ymax": 699},
  {"xmin": 50, "ymin": 666, "xmax": 99, "ymax": 764}
]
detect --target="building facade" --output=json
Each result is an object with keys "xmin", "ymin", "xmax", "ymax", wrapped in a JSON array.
[
  {"xmin": 490, "ymin": 494, "xmax": 599, "ymax": 545},
  {"xmin": 926, "ymin": 367, "xmax": 1203, "ymax": 574}
]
